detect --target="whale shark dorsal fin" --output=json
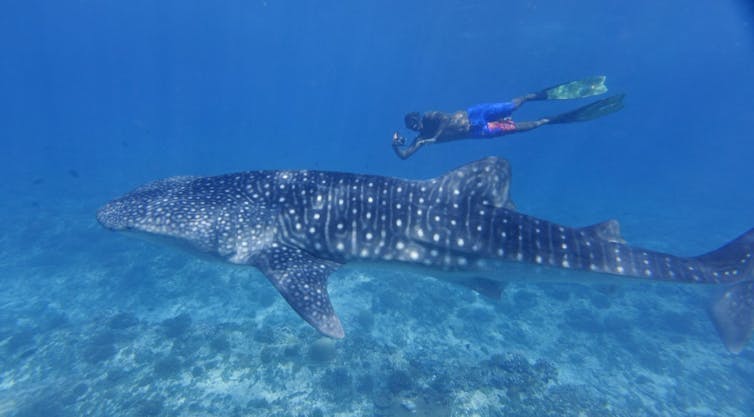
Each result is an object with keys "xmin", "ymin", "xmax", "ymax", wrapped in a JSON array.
[
  {"xmin": 432, "ymin": 156, "xmax": 514, "ymax": 208},
  {"xmin": 580, "ymin": 219, "xmax": 625, "ymax": 243},
  {"xmin": 253, "ymin": 245, "xmax": 345, "ymax": 338}
]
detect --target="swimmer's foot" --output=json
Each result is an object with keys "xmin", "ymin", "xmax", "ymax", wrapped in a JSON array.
[
  {"xmin": 541, "ymin": 76, "xmax": 609, "ymax": 100},
  {"xmin": 548, "ymin": 93, "xmax": 625, "ymax": 124}
]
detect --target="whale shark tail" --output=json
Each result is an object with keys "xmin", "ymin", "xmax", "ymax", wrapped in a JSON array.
[{"xmin": 695, "ymin": 228, "xmax": 754, "ymax": 353}]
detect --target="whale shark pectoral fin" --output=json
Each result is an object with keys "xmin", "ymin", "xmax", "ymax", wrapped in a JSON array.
[
  {"xmin": 710, "ymin": 281, "xmax": 754, "ymax": 354},
  {"xmin": 579, "ymin": 219, "xmax": 625, "ymax": 244},
  {"xmin": 433, "ymin": 156, "xmax": 513, "ymax": 208},
  {"xmin": 254, "ymin": 245, "xmax": 345, "ymax": 339}
]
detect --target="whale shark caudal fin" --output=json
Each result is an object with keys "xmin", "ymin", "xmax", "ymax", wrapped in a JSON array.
[
  {"xmin": 431, "ymin": 156, "xmax": 515, "ymax": 209},
  {"xmin": 695, "ymin": 228, "xmax": 754, "ymax": 353},
  {"xmin": 253, "ymin": 245, "xmax": 345, "ymax": 338}
]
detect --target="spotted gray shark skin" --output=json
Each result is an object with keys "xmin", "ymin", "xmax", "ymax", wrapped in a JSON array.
[{"xmin": 97, "ymin": 157, "xmax": 754, "ymax": 353}]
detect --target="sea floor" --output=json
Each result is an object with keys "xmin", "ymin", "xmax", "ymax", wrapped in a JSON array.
[{"xmin": 1, "ymin": 192, "xmax": 753, "ymax": 417}]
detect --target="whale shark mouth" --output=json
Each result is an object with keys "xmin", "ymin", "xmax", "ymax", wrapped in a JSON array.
[{"xmin": 96, "ymin": 201, "xmax": 131, "ymax": 231}]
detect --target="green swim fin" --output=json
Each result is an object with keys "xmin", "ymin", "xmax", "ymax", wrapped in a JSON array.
[
  {"xmin": 548, "ymin": 94, "xmax": 625, "ymax": 124},
  {"xmin": 542, "ymin": 76, "xmax": 608, "ymax": 100}
]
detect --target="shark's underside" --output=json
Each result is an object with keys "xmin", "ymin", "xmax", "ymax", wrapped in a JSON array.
[{"xmin": 97, "ymin": 157, "xmax": 754, "ymax": 353}]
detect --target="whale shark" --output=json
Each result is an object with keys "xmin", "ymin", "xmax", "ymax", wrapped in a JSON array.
[{"xmin": 96, "ymin": 157, "xmax": 754, "ymax": 352}]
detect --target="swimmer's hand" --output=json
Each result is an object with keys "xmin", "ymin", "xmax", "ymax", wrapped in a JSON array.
[{"xmin": 392, "ymin": 131, "xmax": 406, "ymax": 146}]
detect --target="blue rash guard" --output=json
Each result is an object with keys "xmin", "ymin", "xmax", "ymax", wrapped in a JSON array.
[{"xmin": 467, "ymin": 102, "xmax": 517, "ymax": 137}]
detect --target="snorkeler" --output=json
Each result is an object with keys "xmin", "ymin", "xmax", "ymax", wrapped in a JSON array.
[{"xmin": 392, "ymin": 76, "xmax": 625, "ymax": 159}]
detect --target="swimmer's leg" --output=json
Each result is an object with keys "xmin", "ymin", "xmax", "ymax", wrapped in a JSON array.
[
  {"xmin": 508, "ymin": 119, "xmax": 550, "ymax": 133},
  {"xmin": 511, "ymin": 91, "xmax": 547, "ymax": 108},
  {"xmin": 510, "ymin": 93, "xmax": 545, "ymax": 108},
  {"xmin": 505, "ymin": 94, "xmax": 624, "ymax": 136},
  {"xmin": 506, "ymin": 93, "xmax": 624, "ymax": 134}
]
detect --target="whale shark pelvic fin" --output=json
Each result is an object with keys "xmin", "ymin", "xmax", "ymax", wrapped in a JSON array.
[
  {"xmin": 711, "ymin": 281, "xmax": 754, "ymax": 354},
  {"xmin": 697, "ymin": 228, "xmax": 754, "ymax": 353}
]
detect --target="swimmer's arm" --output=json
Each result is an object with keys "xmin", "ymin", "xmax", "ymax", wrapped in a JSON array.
[
  {"xmin": 391, "ymin": 114, "xmax": 448, "ymax": 159},
  {"xmin": 392, "ymin": 134, "xmax": 435, "ymax": 160}
]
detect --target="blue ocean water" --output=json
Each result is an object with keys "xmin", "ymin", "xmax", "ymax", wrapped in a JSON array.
[{"xmin": 1, "ymin": 1, "xmax": 754, "ymax": 416}]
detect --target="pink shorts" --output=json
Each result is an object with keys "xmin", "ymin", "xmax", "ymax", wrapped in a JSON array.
[{"xmin": 484, "ymin": 119, "xmax": 517, "ymax": 136}]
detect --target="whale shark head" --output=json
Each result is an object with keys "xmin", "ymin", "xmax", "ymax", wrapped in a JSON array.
[
  {"xmin": 97, "ymin": 174, "xmax": 275, "ymax": 259},
  {"xmin": 97, "ymin": 172, "xmax": 287, "ymax": 268},
  {"xmin": 97, "ymin": 176, "xmax": 198, "ymax": 232},
  {"xmin": 97, "ymin": 176, "xmax": 221, "ymax": 254}
]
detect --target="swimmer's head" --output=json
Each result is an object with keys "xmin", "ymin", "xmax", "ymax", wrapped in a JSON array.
[{"xmin": 404, "ymin": 112, "xmax": 422, "ymax": 131}]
